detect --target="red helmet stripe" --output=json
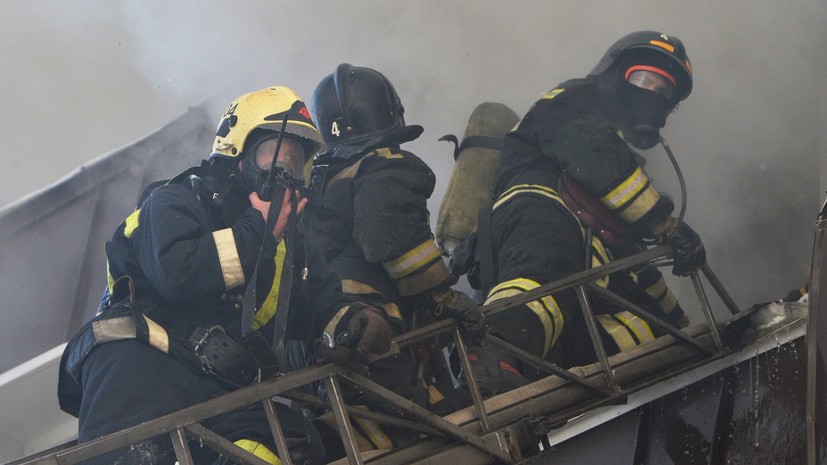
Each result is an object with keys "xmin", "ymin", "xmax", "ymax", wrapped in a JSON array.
[{"xmin": 624, "ymin": 65, "xmax": 677, "ymax": 86}]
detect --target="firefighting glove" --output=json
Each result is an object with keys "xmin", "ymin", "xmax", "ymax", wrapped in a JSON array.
[
  {"xmin": 316, "ymin": 306, "xmax": 392, "ymax": 371},
  {"xmin": 654, "ymin": 217, "xmax": 706, "ymax": 277},
  {"xmin": 432, "ymin": 288, "xmax": 487, "ymax": 345}
]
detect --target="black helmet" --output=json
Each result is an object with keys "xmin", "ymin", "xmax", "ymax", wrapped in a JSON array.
[
  {"xmin": 311, "ymin": 63, "xmax": 422, "ymax": 159},
  {"xmin": 589, "ymin": 31, "xmax": 693, "ymax": 149},
  {"xmin": 589, "ymin": 31, "xmax": 693, "ymax": 103}
]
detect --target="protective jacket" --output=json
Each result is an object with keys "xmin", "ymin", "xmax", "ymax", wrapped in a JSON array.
[
  {"xmin": 59, "ymin": 161, "xmax": 353, "ymax": 415},
  {"xmin": 307, "ymin": 147, "xmax": 450, "ymax": 324},
  {"xmin": 483, "ymin": 77, "xmax": 685, "ymax": 367}
]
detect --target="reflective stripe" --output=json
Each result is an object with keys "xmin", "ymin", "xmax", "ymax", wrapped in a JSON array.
[
  {"xmin": 383, "ymin": 239, "xmax": 442, "ymax": 280},
  {"xmin": 379, "ymin": 302, "xmax": 403, "ymax": 322},
  {"xmin": 233, "ymin": 439, "xmax": 280, "ymax": 465},
  {"xmin": 143, "ymin": 315, "xmax": 170, "ymax": 354},
  {"xmin": 354, "ymin": 408, "xmax": 394, "ymax": 450},
  {"xmin": 590, "ymin": 235, "xmax": 611, "ymax": 289},
  {"xmin": 613, "ymin": 311, "xmax": 655, "ymax": 344},
  {"xmin": 600, "ymin": 167, "xmax": 648, "ymax": 210},
  {"xmin": 428, "ymin": 384, "xmax": 446, "ymax": 404},
  {"xmin": 617, "ymin": 184, "xmax": 660, "ymax": 223},
  {"xmin": 486, "ymin": 278, "xmax": 564, "ymax": 356},
  {"xmin": 212, "ymin": 228, "xmax": 245, "ymax": 290},
  {"xmin": 341, "ymin": 279, "xmax": 380, "ymax": 295},
  {"xmin": 645, "ymin": 276, "xmax": 679, "ymax": 313},
  {"xmin": 253, "ymin": 240, "xmax": 287, "ymax": 330},
  {"xmin": 596, "ymin": 314, "xmax": 637, "ymax": 351},
  {"xmin": 494, "ymin": 185, "xmax": 611, "ymax": 289},
  {"xmin": 493, "ymin": 184, "xmax": 564, "ymax": 211},
  {"xmin": 371, "ymin": 147, "xmax": 403, "ymax": 159},
  {"xmin": 91, "ymin": 314, "xmax": 169, "ymax": 354},
  {"xmin": 123, "ymin": 209, "xmax": 141, "ymax": 238},
  {"xmin": 323, "ymin": 306, "xmax": 352, "ymax": 345},
  {"xmin": 542, "ymin": 87, "xmax": 565, "ymax": 100},
  {"xmin": 394, "ymin": 259, "xmax": 450, "ymax": 296},
  {"xmin": 599, "ymin": 167, "xmax": 660, "ymax": 223}
]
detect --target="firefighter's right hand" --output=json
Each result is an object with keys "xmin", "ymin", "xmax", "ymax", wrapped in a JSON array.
[
  {"xmin": 432, "ymin": 288, "xmax": 487, "ymax": 345},
  {"xmin": 248, "ymin": 189, "xmax": 308, "ymax": 240},
  {"xmin": 657, "ymin": 217, "xmax": 706, "ymax": 277}
]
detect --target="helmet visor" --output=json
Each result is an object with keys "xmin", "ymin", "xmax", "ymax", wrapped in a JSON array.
[
  {"xmin": 252, "ymin": 136, "xmax": 306, "ymax": 181},
  {"xmin": 626, "ymin": 66, "xmax": 675, "ymax": 100}
]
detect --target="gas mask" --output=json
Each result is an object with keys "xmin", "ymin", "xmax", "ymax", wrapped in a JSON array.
[
  {"xmin": 240, "ymin": 135, "xmax": 307, "ymax": 199},
  {"xmin": 617, "ymin": 68, "xmax": 676, "ymax": 150}
]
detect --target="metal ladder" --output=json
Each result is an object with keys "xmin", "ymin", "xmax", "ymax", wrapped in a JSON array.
[{"xmin": 8, "ymin": 244, "xmax": 742, "ymax": 465}]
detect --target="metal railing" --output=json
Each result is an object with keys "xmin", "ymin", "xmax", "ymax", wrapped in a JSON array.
[{"xmin": 9, "ymin": 244, "xmax": 741, "ymax": 465}]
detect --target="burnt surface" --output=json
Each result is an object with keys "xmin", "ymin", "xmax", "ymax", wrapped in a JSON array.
[{"xmin": 535, "ymin": 338, "xmax": 806, "ymax": 465}]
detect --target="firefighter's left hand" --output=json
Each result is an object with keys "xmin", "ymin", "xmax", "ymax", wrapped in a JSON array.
[
  {"xmin": 665, "ymin": 220, "xmax": 706, "ymax": 277},
  {"xmin": 317, "ymin": 305, "xmax": 392, "ymax": 370},
  {"xmin": 432, "ymin": 288, "xmax": 487, "ymax": 345}
]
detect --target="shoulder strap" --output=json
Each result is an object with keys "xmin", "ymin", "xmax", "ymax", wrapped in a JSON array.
[{"xmin": 476, "ymin": 204, "xmax": 497, "ymax": 294}]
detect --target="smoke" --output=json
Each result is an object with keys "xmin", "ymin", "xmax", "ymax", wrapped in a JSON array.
[{"xmin": 1, "ymin": 0, "xmax": 825, "ymax": 315}]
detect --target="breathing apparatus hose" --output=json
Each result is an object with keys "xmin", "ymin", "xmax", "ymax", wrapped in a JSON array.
[{"xmin": 660, "ymin": 136, "xmax": 687, "ymax": 222}]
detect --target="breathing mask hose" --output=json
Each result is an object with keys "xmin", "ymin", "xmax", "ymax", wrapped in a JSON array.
[{"xmin": 660, "ymin": 137, "xmax": 687, "ymax": 222}]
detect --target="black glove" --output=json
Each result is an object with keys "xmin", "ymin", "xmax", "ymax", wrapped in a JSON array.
[
  {"xmin": 316, "ymin": 306, "xmax": 392, "ymax": 370},
  {"xmin": 432, "ymin": 288, "xmax": 487, "ymax": 345},
  {"xmin": 336, "ymin": 306, "xmax": 392, "ymax": 361},
  {"xmin": 656, "ymin": 217, "xmax": 706, "ymax": 277}
]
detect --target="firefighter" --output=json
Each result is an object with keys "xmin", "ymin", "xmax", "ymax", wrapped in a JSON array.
[
  {"xmin": 305, "ymin": 64, "xmax": 484, "ymax": 447},
  {"xmin": 470, "ymin": 31, "xmax": 705, "ymax": 393},
  {"xmin": 57, "ymin": 86, "xmax": 393, "ymax": 465}
]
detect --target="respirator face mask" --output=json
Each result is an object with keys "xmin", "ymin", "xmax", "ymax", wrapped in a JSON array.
[
  {"xmin": 241, "ymin": 135, "xmax": 306, "ymax": 197},
  {"xmin": 619, "ymin": 67, "xmax": 677, "ymax": 150}
]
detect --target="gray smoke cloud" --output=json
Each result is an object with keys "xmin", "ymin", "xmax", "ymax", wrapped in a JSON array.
[{"xmin": 1, "ymin": 0, "xmax": 825, "ymax": 318}]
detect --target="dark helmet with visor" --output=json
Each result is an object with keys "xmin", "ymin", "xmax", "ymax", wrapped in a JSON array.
[
  {"xmin": 589, "ymin": 31, "xmax": 693, "ymax": 149},
  {"xmin": 310, "ymin": 63, "xmax": 422, "ymax": 159}
]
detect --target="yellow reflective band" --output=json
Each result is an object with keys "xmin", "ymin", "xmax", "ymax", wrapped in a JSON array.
[
  {"xmin": 486, "ymin": 277, "xmax": 564, "ymax": 356},
  {"xmin": 600, "ymin": 167, "xmax": 649, "ymax": 211},
  {"xmin": 617, "ymin": 184, "xmax": 660, "ymax": 223},
  {"xmin": 379, "ymin": 302, "xmax": 403, "ymax": 322},
  {"xmin": 644, "ymin": 276, "xmax": 678, "ymax": 313},
  {"xmin": 383, "ymin": 239, "xmax": 441, "ymax": 279},
  {"xmin": 323, "ymin": 305, "xmax": 352, "ymax": 344},
  {"xmin": 370, "ymin": 147, "xmax": 403, "ymax": 159},
  {"xmin": 212, "ymin": 228, "xmax": 245, "ymax": 290},
  {"xmin": 599, "ymin": 167, "xmax": 660, "ymax": 223},
  {"xmin": 542, "ymin": 88, "xmax": 565, "ymax": 100},
  {"xmin": 341, "ymin": 279, "xmax": 380, "ymax": 295},
  {"xmin": 253, "ymin": 240, "xmax": 287, "ymax": 330},
  {"xmin": 649, "ymin": 39, "xmax": 675, "ymax": 53},
  {"xmin": 596, "ymin": 314, "xmax": 637, "ymax": 351},
  {"xmin": 590, "ymin": 236, "xmax": 611, "ymax": 289},
  {"xmin": 354, "ymin": 409, "xmax": 395, "ymax": 450},
  {"xmin": 614, "ymin": 311, "xmax": 655, "ymax": 344},
  {"xmin": 395, "ymin": 259, "xmax": 450, "ymax": 296},
  {"xmin": 233, "ymin": 439, "xmax": 280, "ymax": 465},
  {"xmin": 428, "ymin": 384, "xmax": 446, "ymax": 404},
  {"xmin": 493, "ymin": 184, "xmax": 563, "ymax": 211},
  {"xmin": 143, "ymin": 315, "xmax": 169, "ymax": 354},
  {"xmin": 123, "ymin": 209, "xmax": 141, "ymax": 238}
]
